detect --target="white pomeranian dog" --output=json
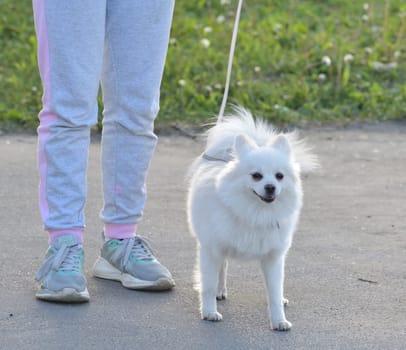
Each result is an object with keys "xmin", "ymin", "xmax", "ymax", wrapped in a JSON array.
[{"xmin": 187, "ymin": 107, "xmax": 317, "ymax": 331}]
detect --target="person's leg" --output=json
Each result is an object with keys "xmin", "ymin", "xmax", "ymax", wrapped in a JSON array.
[
  {"xmin": 100, "ymin": 0, "xmax": 174, "ymax": 238},
  {"xmin": 33, "ymin": 0, "xmax": 106, "ymax": 301},
  {"xmin": 93, "ymin": 0, "xmax": 175, "ymax": 290}
]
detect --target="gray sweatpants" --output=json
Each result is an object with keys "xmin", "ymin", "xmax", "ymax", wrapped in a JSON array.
[{"xmin": 32, "ymin": 0, "xmax": 175, "ymax": 242}]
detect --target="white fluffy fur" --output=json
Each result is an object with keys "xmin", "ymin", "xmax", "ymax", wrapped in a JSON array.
[{"xmin": 187, "ymin": 107, "xmax": 317, "ymax": 331}]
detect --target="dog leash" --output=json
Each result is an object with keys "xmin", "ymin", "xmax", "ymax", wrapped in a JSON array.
[
  {"xmin": 217, "ymin": 0, "xmax": 244, "ymax": 124},
  {"xmin": 202, "ymin": 0, "xmax": 244, "ymax": 163}
]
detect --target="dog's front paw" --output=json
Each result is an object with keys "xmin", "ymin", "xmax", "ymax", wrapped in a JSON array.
[
  {"xmin": 271, "ymin": 320, "xmax": 292, "ymax": 331},
  {"xmin": 216, "ymin": 288, "xmax": 227, "ymax": 300},
  {"xmin": 202, "ymin": 311, "xmax": 223, "ymax": 321},
  {"xmin": 283, "ymin": 298, "xmax": 289, "ymax": 306}
]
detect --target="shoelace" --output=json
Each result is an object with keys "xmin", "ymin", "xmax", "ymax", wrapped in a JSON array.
[
  {"xmin": 35, "ymin": 243, "xmax": 82, "ymax": 281},
  {"xmin": 111, "ymin": 236, "xmax": 155, "ymax": 269}
]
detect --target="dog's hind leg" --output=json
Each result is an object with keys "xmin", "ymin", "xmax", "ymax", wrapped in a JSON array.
[
  {"xmin": 216, "ymin": 259, "xmax": 228, "ymax": 300},
  {"xmin": 199, "ymin": 247, "xmax": 224, "ymax": 321}
]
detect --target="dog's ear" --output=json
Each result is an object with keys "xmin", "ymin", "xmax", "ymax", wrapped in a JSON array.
[
  {"xmin": 234, "ymin": 134, "xmax": 257, "ymax": 157},
  {"xmin": 271, "ymin": 135, "xmax": 291, "ymax": 155}
]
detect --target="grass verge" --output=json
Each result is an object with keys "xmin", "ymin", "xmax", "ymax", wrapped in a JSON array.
[{"xmin": 0, "ymin": 0, "xmax": 405, "ymax": 131}]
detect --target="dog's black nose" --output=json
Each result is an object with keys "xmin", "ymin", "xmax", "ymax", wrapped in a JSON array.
[{"xmin": 264, "ymin": 184, "xmax": 276, "ymax": 195}]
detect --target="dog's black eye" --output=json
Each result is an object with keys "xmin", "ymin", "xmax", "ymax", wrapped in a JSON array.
[
  {"xmin": 251, "ymin": 172, "xmax": 263, "ymax": 181},
  {"xmin": 275, "ymin": 172, "xmax": 284, "ymax": 181}
]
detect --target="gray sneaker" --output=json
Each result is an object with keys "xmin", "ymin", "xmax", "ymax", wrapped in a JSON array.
[
  {"xmin": 35, "ymin": 234, "xmax": 89, "ymax": 302},
  {"xmin": 92, "ymin": 236, "xmax": 175, "ymax": 291}
]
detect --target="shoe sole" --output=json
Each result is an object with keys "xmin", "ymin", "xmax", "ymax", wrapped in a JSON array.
[
  {"xmin": 36, "ymin": 287, "xmax": 90, "ymax": 303},
  {"xmin": 92, "ymin": 257, "xmax": 175, "ymax": 291}
]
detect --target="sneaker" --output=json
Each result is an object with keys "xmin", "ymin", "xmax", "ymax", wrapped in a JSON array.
[
  {"xmin": 92, "ymin": 235, "xmax": 175, "ymax": 291},
  {"xmin": 35, "ymin": 234, "xmax": 90, "ymax": 302}
]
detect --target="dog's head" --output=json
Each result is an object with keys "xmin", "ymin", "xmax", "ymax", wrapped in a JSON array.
[{"xmin": 230, "ymin": 134, "xmax": 300, "ymax": 205}]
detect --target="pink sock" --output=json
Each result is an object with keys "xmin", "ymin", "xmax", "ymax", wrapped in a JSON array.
[
  {"xmin": 104, "ymin": 223, "xmax": 137, "ymax": 240},
  {"xmin": 48, "ymin": 228, "xmax": 84, "ymax": 244}
]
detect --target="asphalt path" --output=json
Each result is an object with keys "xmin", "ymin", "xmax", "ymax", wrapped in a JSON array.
[{"xmin": 0, "ymin": 123, "xmax": 405, "ymax": 349}]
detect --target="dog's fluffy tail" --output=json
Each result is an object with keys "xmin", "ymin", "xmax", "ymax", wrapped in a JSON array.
[{"xmin": 204, "ymin": 106, "xmax": 319, "ymax": 173}]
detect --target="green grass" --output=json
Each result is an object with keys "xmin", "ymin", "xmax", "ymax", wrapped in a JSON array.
[{"xmin": 0, "ymin": 0, "xmax": 405, "ymax": 131}]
